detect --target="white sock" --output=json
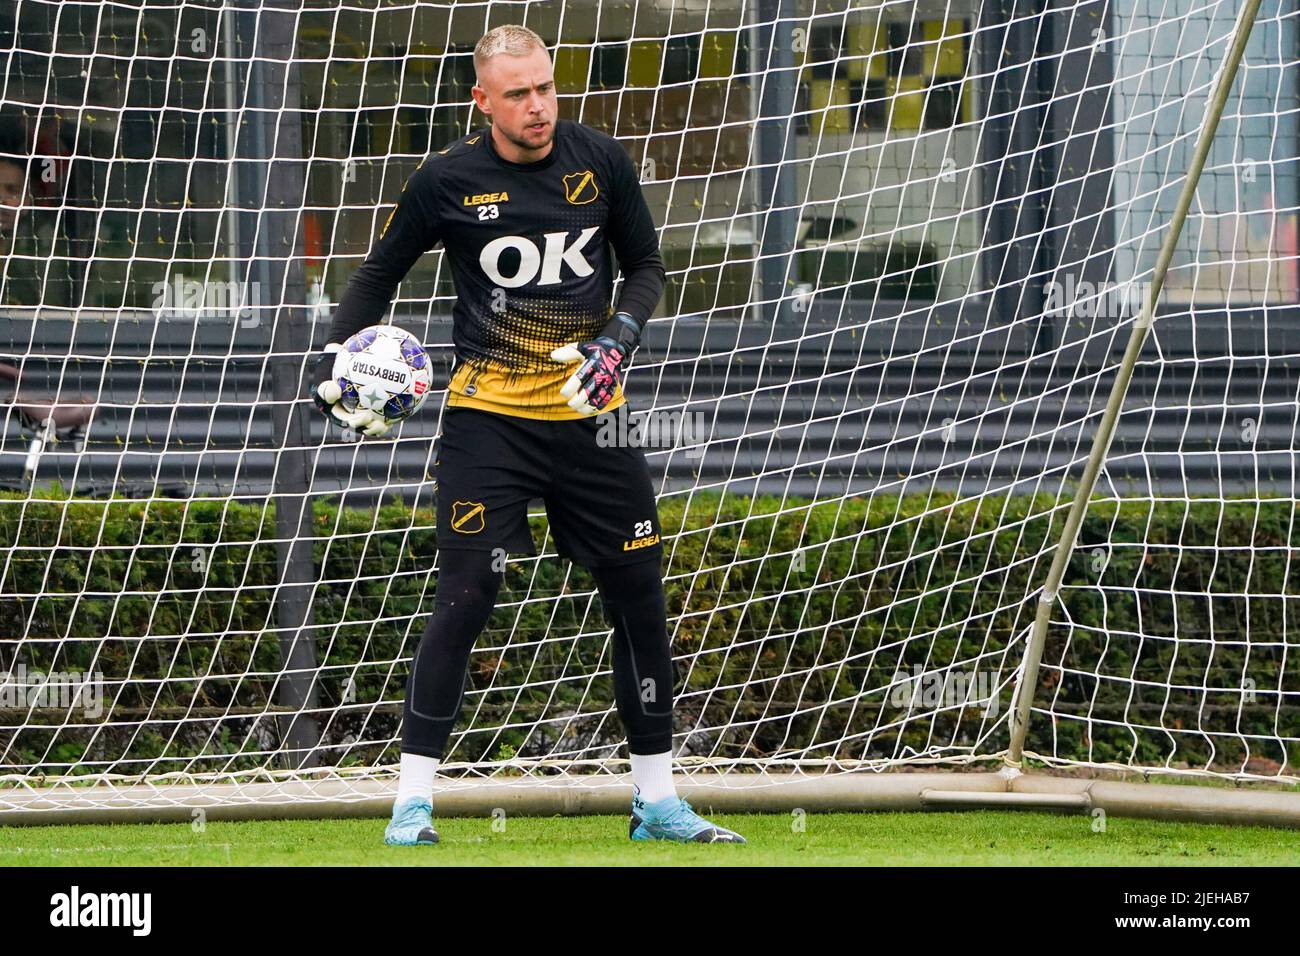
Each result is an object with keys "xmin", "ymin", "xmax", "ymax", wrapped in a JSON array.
[
  {"xmin": 394, "ymin": 753, "xmax": 439, "ymax": 806},
  {"xmin": 631, "ymin": 751, "xmax": 676, "ymax": 804}
]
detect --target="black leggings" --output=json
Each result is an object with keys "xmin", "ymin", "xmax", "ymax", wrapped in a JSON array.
[{"xmin": 401, "ymin": 551, "xmax": 674, "ymax": 759}]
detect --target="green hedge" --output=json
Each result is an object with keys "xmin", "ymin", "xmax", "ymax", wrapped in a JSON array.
[{"xmin": 1, "ymin": 489, "xmax": 1296, "ymax": 778}]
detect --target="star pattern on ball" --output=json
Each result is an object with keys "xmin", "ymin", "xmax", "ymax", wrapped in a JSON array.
[{"xmin": 361, "ymin": 384, "xmax": 389, "ymax": 410}]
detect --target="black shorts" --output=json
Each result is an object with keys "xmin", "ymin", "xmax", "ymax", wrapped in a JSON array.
[{"xmin": 432, "ymin": 406, "xmax": 664, "ymax": 568}]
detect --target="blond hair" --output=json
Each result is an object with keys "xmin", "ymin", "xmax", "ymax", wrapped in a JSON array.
[{"xmin": 473, "ymin": 25, "xmax": 549, "ymax": 85}]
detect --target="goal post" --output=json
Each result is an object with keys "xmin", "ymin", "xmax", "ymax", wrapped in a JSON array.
[
  {"xmin": 2, "ymin": 0, "xmax": 1299, "ymax": 826},
  {"xmin": 1006, "ymin": 0, "xmax": 1268, "ymax": 768}
]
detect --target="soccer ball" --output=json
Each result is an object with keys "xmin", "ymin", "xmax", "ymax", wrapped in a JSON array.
[{"xmin": 333, "ymin": 325, "xmax": 433, "ymax": 424}]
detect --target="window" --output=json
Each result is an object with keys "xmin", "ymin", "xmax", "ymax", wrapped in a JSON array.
[
  {"xmin": 1112, "ymin": 0, "xmax": 1299, "ymax": 304},
  {"xmin": 791, "ymin": 11, "xmax": 981, "ymax": 304},
  {"xmin": 590, "ymin": 43, "xmax": 629, "ymax": 91}
]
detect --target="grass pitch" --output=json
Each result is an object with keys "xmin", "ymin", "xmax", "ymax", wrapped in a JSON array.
[{"xmin": 0, "ymin": 810, "xmax": 1294, "ymax": 866}]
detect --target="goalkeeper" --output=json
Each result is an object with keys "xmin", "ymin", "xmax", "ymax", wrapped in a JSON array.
[{"xmin": 312, "ymin": 25, "xmax": 744, "ymax": 846}]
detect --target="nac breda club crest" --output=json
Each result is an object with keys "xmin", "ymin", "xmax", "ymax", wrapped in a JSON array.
[
  {"xmin": 563, "ymin": 169, "xmax": 599, "ymax": 205},
  {"xmin": 450, "ymin": 500, "xmax": 486, "ymax": 534}
]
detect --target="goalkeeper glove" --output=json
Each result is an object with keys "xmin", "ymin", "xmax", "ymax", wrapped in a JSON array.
[
  {"xmin": 550, "ymin": 312, "xmax": 643, "ymax": 416},
  {"xmin": 311, "ymin": 348, "xmax": 392, "ymax": 439}
]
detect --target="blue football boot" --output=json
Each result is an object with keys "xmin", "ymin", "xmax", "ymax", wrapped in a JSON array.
[
  {"xmin": 629, "ymin": 787, "xmax": 747, "ymax": 843},
  {"xmin": 384, "ymin": 797, "xmax": 440, "ymax": 846}
]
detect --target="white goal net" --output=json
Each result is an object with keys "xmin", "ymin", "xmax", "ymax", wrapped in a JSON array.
[{"xmin": 0, "ymin": 0, "xmax": 1297, "ymax": 816}]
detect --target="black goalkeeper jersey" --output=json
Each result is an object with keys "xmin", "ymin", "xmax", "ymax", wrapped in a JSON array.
[{"xmin": 326, "ymin": 119, "xmax": 666, "ymax": 421}]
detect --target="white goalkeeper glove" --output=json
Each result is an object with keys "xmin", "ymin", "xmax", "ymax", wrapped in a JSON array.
[
  {"xmin": 312, "ymin": 350, "xmax": 392, "ymax": 438},
  {"xmin": 550, "ymin": 312, "xmax": 643, "ymax": 416}
]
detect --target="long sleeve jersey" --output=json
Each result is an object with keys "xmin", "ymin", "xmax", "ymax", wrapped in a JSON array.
[{"xmin": 326, "ymin": 119, "xmax": 666, "ymax": 420}]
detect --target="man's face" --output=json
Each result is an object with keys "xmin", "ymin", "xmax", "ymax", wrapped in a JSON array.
[
  {"xmin": 472, "ymin": 46, "xmax": 557, "ymax": 154},
  {"xmin": 0, "ymin": 160, "xmax": 23, "ymax": 236}
]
